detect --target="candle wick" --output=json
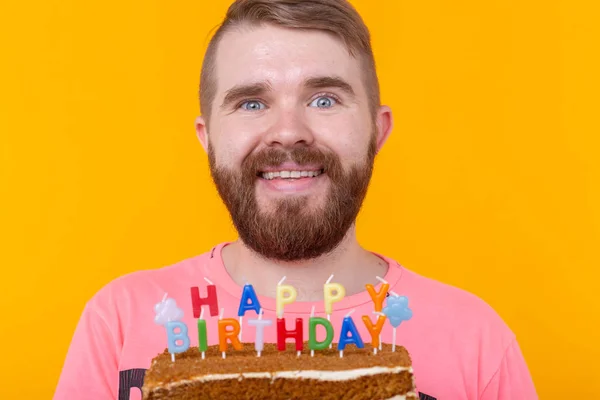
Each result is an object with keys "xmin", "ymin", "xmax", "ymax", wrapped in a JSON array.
[
  {"xmin": 259, "ymin": 308, "xmax": 263, "ymax": 320},
  {"xmin": 278, "ymin": 276, "xmax": 287, "ymax": 286},
  {"xmin": 219, "ymin": 308, "xmax": 224, "ymax": 320},
  {"xmin": 375, "ymin": 276, "xmax": 388, "ymax": 284},
  {"xmin": 162, "ymin": 293, "xmax": 168, "ymax": 303},
  {"xmin": 204, "ymin": 277, "xmax": 214, "ymax": 285},
  {"xmin": 345, "ymin": 309, "xmax": 355, "ymax": 318},
  {"xmin": 325, "ymin": 274, "xmax": 334, "ymax": 285},
  {"xmin": 390, "ymin": 290, "xmax": 400, "ymax": 297},
  {"xmin": 200, "ymin": 308, "xmax": 205, "ymax": 320},
  {"xmin": 310, "ymin": 305, "xmax": 315, "ymax": 318}
]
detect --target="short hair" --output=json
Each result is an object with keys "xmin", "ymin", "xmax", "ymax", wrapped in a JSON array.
[{"xmin": 199, "ymin": 0, "xmax": 380, "ymax": 124}]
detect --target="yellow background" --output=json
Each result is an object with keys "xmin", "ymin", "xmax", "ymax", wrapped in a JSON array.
[{"xmin": 1, "ymin": 0, "xmax": 598, "ymax": 398}]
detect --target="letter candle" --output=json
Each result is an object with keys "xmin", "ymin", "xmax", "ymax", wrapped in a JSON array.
[
  {"xmin": 369, "ymin": 276, "xmax": 390, "ymax": 350},
  {"xmin": 308, "ymin": 306, "xmax": 334, "ymax": 357},
  {"xmin": 338, "ymin": 309, "xmax": 364, "ymax": 358},
  {"xmin": 310, "ymin": 306, "xmax": 315, "ymax": 357},
  {"xmin": 277, "ymin": 317, "xmax": 304, "ymax": 357},
  {"xmin": 190, "ymin": 277, "xmax": 219, "ymax": 318},
  {"xmin": 197, "ymin": 308, "xmax": 208, "ymax": 359},
  {"xmin": 362, "ymin": 312, "xmax": 386, "ymax": 354},
  {"xmin": 218, "ymin": 308, "xmax": 243, "ymax": 359},
  {"xmin": 247, "ymin": 308, "xmax": 272, "ymax": 357},
  {"xmin": 276, "ymin": 276, "xmax": 297, "ymax": 318},
  {"xmin": 237, "ymin": 281, "xmax": 261, "ymax": 342},
  {"xmin": 154, "ymin": 294, "xmax": 190, "ymax": 362},
  {"xmin": 324, "ymin": 274, "xmax": 345, "ymax": 348}
]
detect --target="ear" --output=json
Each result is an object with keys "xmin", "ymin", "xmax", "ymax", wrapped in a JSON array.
[
  {"xmin": 374, "ymin": 105, "xmax": 394, "ymax": 153},
  {"xmin": 195, "ymin": 115, "xmax": 209, "ymax": 153}
]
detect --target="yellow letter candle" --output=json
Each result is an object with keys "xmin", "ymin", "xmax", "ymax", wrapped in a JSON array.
[
  {"xmin": 276, "ymin": 276, "xmax": 297, "ymax": 318},
  {"xmin": 324, "ymin": 275, "xmax": 346, "ymax": 315}
]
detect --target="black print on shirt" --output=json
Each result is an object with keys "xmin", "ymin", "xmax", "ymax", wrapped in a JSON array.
[{"xmin": 119, "ymin": 369, "xmax": 146, "ymax": 400}]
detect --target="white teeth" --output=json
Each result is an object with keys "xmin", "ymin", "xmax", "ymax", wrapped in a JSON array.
[{"xmin": 261, "ymin": 170, "xmax": 323, "ymax": 180}]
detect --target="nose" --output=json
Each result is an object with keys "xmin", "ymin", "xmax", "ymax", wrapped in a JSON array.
[{"xmin": 263, "ymin": 108, "xmax": 315, "ymax": 148}]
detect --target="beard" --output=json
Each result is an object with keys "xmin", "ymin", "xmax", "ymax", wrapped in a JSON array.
[{"xmin": 208, "ymin": 132, "xmax": 377, "ymax": 262}]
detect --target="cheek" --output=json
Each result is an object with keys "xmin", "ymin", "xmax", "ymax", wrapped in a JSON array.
[
  {"xmin": 310, "ymin": 115, "xmax": 371, "ymax": 161},
  {"xmin": 213, "ymin": 119, "xmax": 262, "ymax": 168}
]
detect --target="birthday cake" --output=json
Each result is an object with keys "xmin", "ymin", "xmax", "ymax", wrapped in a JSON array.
[
  {"xmin": 144, "ymin": 277, "xmax": 416, "ymax": 399},
  {"xmin": 141, "ymin": 342, "xmax": 417, "ymax": 400}
]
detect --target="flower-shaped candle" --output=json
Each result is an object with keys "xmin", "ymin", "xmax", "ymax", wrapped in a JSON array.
[{"xmin": 382, "ymin": 295, "xmax": 413, "ymax": 352}]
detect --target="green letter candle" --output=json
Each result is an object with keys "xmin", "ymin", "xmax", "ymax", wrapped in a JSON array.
[
  {"xmin": 308, "ymin": 317, "xmax": 334, "ymax": 355},
  {"xmin": 197, "ymin": 309, "xmax": 208, "ymax": 359}
]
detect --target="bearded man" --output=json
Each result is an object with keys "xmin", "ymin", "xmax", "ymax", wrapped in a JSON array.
[{"xmin": 55, "ymin": 1, "xmax": 537, "ymax": 399}]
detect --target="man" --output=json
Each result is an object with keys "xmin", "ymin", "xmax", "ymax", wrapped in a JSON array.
[{"xmin": 54, "ymin": 1, "xmax": 538, "ymax": 399}]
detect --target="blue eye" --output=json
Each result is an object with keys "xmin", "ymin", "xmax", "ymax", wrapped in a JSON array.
[
  {"xmin": 310, "ymin": 96, "xmax": 336, "ymax": 108},
  {"xmin": 240, "ymin": 100, "xmax": 266, "ymax": 111}
]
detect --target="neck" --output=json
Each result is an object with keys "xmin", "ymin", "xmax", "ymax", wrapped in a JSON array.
[{"xmin": 221, "ymin": 226, "xmax": 388, "ymax": 301}]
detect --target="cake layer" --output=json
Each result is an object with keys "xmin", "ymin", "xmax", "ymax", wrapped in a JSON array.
[{"xmin": 142, "ymin": 343, "xmax": 417, "ymax": 400}]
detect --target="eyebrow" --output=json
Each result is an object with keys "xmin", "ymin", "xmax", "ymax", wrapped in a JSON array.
[
  {"xmin": 221, "ymin": 81, "xmax": 273, "ymax": 109},
  {"xmin": 220, "ymin": 76, "xmax": 356, "ymax": 109},
  {"xmin": 303, "ymin": 76, "xmax": 355, "ymax": 98}
]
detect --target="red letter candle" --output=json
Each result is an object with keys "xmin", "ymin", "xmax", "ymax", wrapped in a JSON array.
[
  {"xmin": 277, "ymin": 318, "xmax": 304, "ymax": 356},
  {"xmin": 190, "ymin": 277, "xmax": 219, "ymax": 317}
]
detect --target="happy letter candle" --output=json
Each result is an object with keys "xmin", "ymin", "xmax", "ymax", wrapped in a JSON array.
[
  {"xmin": 361, "ymin": 313, "xmax": 386, "ymax": 354},
  {"xmin": 338, "ymin": 310, "xmax": 364, "ymax": 358},
  {"xmin": 276, "ymin": 276, "xmax": 297, "ymax": 318},
  {"xmin": 190, "ymin": 277, "xmax": 219, "ymax": 317},
  {"xmin": 277, "ymin": 317, "xmax": 304, "ymax": 356},
  {"xmin": 238, "ymin": 283, "xmax": 261, "ymax": 342},
  {"xmin": 218, "ymin": 309, "xmax": 243, "ymax": 359},
  {"xmin": 247, "ymin": 309, "xmax": 273, "ymax": 357},
  {"xmin": 324, "ymin": 275, "xmax": 346, "ymax": 315},
  {"xmin": 366, "ymin": 279, "xmax": 389, "ymax": 312}
]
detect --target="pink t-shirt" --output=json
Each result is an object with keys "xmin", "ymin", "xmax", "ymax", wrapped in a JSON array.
[{"xmin": 54, "ymin": 242, "xmax": 537, "ymax": 400}]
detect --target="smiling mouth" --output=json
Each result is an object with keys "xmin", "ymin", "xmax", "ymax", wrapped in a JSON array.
[{"xmin": 257, "ymin": 169, "xmax": 325, "ymax": 180}]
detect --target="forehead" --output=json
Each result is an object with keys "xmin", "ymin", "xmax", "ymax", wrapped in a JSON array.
[{"xmin": 213, "ymin": 24, "xmax": 365, "ymax": 97}]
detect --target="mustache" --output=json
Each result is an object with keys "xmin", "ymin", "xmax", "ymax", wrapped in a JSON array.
[{"xmin": 242, "ymin": 147, "xmax": 342, "ymax": 179}]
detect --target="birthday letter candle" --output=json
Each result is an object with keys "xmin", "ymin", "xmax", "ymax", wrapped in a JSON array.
[
  {"xmin": 247, "ymin": 309, "xmax": 272, "ymax": 357},
  {"xmin": 338, "ymin": 310, "xmax": 364, "ymax": 358}
]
